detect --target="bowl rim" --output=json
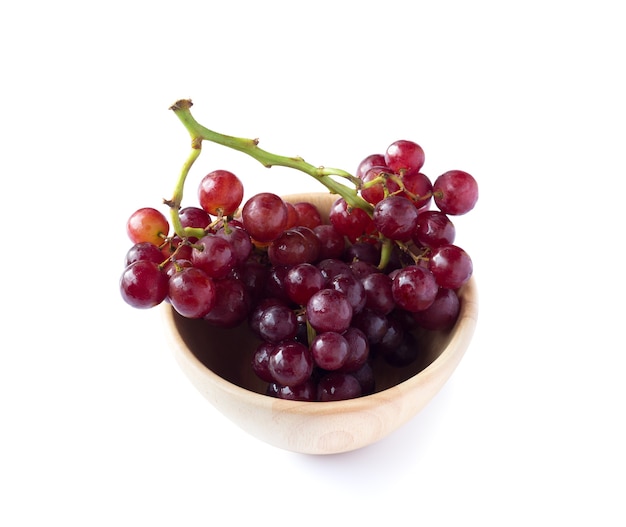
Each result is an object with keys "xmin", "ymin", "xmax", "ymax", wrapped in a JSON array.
[{"xmin": 163, "ymin": 274, "xmax": 478, "ymax": 415}]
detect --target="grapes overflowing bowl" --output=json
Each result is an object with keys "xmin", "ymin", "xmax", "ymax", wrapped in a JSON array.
[{"xmin": 120, "ymin": 100, "xmax": 479, "ymax": 454}]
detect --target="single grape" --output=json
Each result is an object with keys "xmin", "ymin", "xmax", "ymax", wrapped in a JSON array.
[
  {"xmin": 317, "ymin": 258, "xmax": 353, "ymax": 284},
  {"xmin": 317, "ymin": 372, "xmax": 362, "ymax": 401},
  {"xmin": 120, "ymin": 260, "xmax": 168, "ymax": 309},
  {"xmin": 179, "ymin": 206, "xmax": 212, "ymax": 235},
  {"xmin": 126, "ymin": 207, "xmax": 169, "ymax": 245},
  {"xmin": 350, "ymin": 308, "xmax": 389, "ymax": 345},
  {"xmin": 252, "ymin": 342, "xmax": 276, "ymax": 383},
  {"xmin": 399, "ymin": 171, "xmax": 433, "ymax": 209},
  {"xmin": 373, "ymin": 195, "xmax": 419, "ymax": 242},
  {"xmin": 373, "ymin": 316, "xmax": 405, "ymax": 357},
  {"xmin": 125, "ymin": 242, "xmax": 165, "ymax": 266},
  {"xmin": 197, "ymin": 169, "xmax": 244, "ymax": 216},
  {"xmin": 351, "ymin": 362, "xmax": 375, "ymax": 395},
  {"xmin": 361, "ymin": 272, "xmax": 395, "ymax": 315},
  {"xmin": 168, "ymin": 267, "xmax": 216, "ymax": 318},
  {"xmin": 329, "ymin": 197, "xmax": 376, "ymax": 242},
  {"xmin": 236, "ymin": 260, "xmax": 269, "ymax": 303},
  {"xmin": 391, "ymin": 265, "xmax": 438, "ymax": 312},
  {"xmin": 284, "ymin": 202, "xmax": 299, "ymax": 229},
  {"xmin": 412, "ymin": 287, "xmax": 460, "ymax": 330},
  {"xmin": 338, "ymin": 327, "xmax": 370, "ymax": 373},
  {"xmin": 276, "ymin": 380, "xmax": 317, "ymax": 401},
  {"xmin": 310, "ymin": 331, "xmax": 350, "ymax": 371},
  {"xmin": 269, "ymin": 340, "xmax": 314, "ymax": 388},
  {"xmin": 360, "ymin": 166, "xmax": 400, "ymax": 205},
  {"xmin": 215, "ymin": 224, "xmax": 253, "ymax": 265},
  {"xmin": 255, "ymin": 303, "xmax": 298, "ymax": 343},
  {"xmin": 306, "ymin": 288, "xmax": 353, "ymax": 333},
  {"xmin": 382, "ymin": 332, "xmax": 420, "ymax": 367},
  {"xmin": 284, "ymin": 263, "xmax": 325, "ymax": 306},
  {"xmin": 264, "ymin": 265, "xmax": 293, "ymax": 304},
  {"xmin": 241, "ymin": 193, "xmax": 289, "ymax": 243},
  {"xmin": 344, "ymin": 241, "xmax": 380, "ymax": 266},
  {"xmin": 428, "ymin": 244, "xmax": 473, "ymax": 289},
  {"xmin": 330, "ymin": 272, "xmax": 367, "ymax": 314},
  {"xmin": 433, "ymin": 170, "xmax": 478, "ymax": 215},
  {"xmin": 313, "ymin": 224, "xmax": 346, "ymax": 260},
  {"xmin": 384, "ymin": 139, "xmax": 425, "ymax": 176},
  {"xmin": 203, "ymin": 277, "xmax": 251, "ymax": 327},
  {"xmin": 269, "ymin": 225, "xmax": 320, "ymax": 267},
  {"xmin": 413, "ymin": 210, "xmax": 456, "ymax": 247},
  {"xmin": 356, "ymin": 153, "xmax": 387, "ymax": 179},
  {"xmin": 191, "ymin": 234, "xmax": 236, "ymax": 279},
  {"xmin": 293, "ymin": 201, "xmax": 323, "ymax": 229}
]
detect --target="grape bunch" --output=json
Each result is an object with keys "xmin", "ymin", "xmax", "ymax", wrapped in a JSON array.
[{"xmin": 120, "ymin": 127, "xmax": 478, "ymax": 402}]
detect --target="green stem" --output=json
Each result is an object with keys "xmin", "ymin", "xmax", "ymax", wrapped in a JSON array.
[
  {"xmin": 165, "ymin": 142, "xmax": 205, "ymax": 239},
  {"xmin": 169, "ymin": 99, "xmax": 373, "ymax": 215}
]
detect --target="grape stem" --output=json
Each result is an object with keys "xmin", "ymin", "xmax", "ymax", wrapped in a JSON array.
[{"xmin": 168, "ymin": 99, "xmax": 374, "ymax": 224}]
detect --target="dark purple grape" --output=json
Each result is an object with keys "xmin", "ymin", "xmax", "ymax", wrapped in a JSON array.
[
  {"xmin": 284, "ymin": 263, "xmax": 325, "ymax": 306},
  {"xmin": 276, "ymin": 380, "xmax": 317, "ymax": 401},
  {"xmin": 317, "ymin": 372, "xmax": 362, "ymax": 401},
  {"xmin": 330, "ymin": 272, "xmax": 367, "ymax": 314},
  {"xmin": 391, "ymin": 265, "xmax": 438, "ymax": 312},
  {"xmin": 306, "ymin": 289, "xmax": 353, "ymax": 333},
  {"xmin": 310, "ymin": 331, "xmax": 350, "ymax": 371},
  {"xmin": 313, "ymin": 224, "xmax": 346, "ymax": 260},
  {"xmin": 255, "ymin": 303, "xmax": 298, "ymax": 343},
  {"xmin": 215, "ymin": 225, "xmax": 253, "ymax": 265},
  {"xmin": 373, "ymin": 195, "xmax": 419, "ymax": 242},
  {"xmin": 382, "ymin": 332, "xmax": 420, "ymax": 367},
  {"xmin": 203, "ymin": 277, "xmax": 251, "ymax": 328},
  {"xmin": 351, "ymin": 308, "xmax": 389, "ymax": 345},
  {"xmin": 125, "ymin": 242, "xmax": 164, "ymax": 266},
  {"xmin": 361, "ymin": 272, "xmax": 395, "ymax": 315},
  {"xmin": 191, "ymin": 234, "xmax": 236, "ymax": 279},
  {"xmin": 252, "ymin": 342, "xmax": 276, "ymax": 383},
  {"xmin": 168, "ymin": 267, "xmax": 217, "ymax": 318},
  {"xmin": 269, "ymin": 340, "xmax": 314, "ymax": 387},
  {"xmin": 412, "ymin": 288, "xmax": 460, "ymax": 330},
  {"xmin": 339, "ymin": 327, "xmax": 370, "ymax": 373},
  {"xmin": 241, "ymin": 192, "xmax": 289, "ymax": 242},
  {"xmin": 120, "ymin": 260, "xmax": 168, "ymax": 309},
  {"xmin": 413, "ymin": 210, "xmax": 456, "ymax": 248}
]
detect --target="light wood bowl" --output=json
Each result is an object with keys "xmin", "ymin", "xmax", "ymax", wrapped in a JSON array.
[{"xmin": 163, "ymin": 193, "xmax": 478, "ymax": 454}]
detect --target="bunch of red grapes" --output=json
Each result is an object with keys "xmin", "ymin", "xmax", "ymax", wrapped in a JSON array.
[{"xmin": 120, "ymin": 139, "xmax": 478, "ymax": 402}]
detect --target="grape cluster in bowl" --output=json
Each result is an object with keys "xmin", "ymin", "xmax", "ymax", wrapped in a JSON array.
[{"xmin": 120, "ymin": 123, "xmax": 477, "ymax": 403}]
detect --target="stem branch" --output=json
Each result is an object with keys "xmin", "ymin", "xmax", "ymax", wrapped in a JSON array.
[{"xmin": 169, "ymin": 99, "xmax": 373, "ymax": 214}]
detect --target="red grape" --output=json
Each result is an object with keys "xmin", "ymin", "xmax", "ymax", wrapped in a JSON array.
[
  {"xmin": 126, "ymin": 207, "xmax": 169, "ymax": 245},
  {"xmin": 120, "ymin": 260, "xmax": 168, "ymax": 309},
  {"xmin": 391, "ymin": 265, "xmax": 438, "ymax": 312},
  {"xmin": 269, "ymin": 340, "xmax": 314, "ymax": 387},
  {"xmin": 198, "ymin": 169, "xmax": 244, "ymax": 216},
  {"xmin": 384, "ymin": 139, "xmax": 425, "ymax": 176},
  {"xmin": 168, "ymin": 267, "xmax": 216, "ymax": 318},
  {"xmin": 191, "ymin": 234, "xmax": 236, "ymax": 279},
  {"xmin": 373, "ymin": 195, "xmax": 419, "ymax": 242},
  {"xmin": 310, "ymin": 331, "xmax": 350, "ymax": 370},
  {"xmin": 433, "ymin": 170, "xmax": 478, "ymax": 215},
  {"xmin": 241, "ymin": 193, "xmax": 289, "ymax": 243},
  {"xmin": 413, "ymin": 210, "xmax": 456, "ymax": 247},
  {"xmin": 306, "ymin": 288, "xmax": 353, "ymax": 333},
  {"xmin": 428, "ymin": 244, "xmax": 473, "ymax": 289}
]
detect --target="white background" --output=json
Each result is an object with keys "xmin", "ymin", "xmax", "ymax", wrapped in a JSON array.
[{"xmin": 2, "ymin": 1, "xmax": 624, "ymax": 525}]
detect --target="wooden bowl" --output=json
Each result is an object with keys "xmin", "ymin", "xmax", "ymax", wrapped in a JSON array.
[{"xmin": 162, "ymin": 193, "xmax": 478, "ymax": 454}]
